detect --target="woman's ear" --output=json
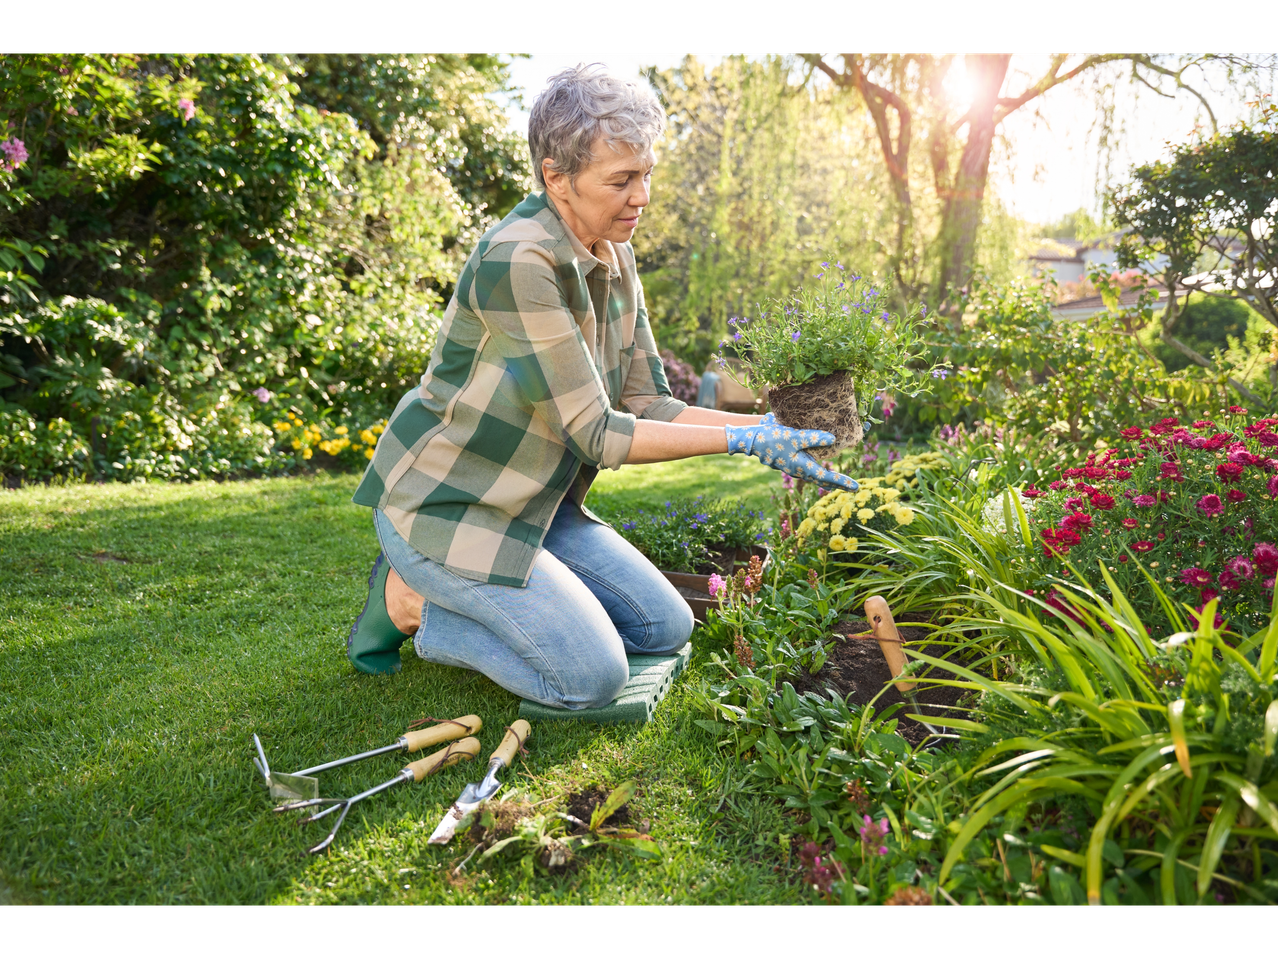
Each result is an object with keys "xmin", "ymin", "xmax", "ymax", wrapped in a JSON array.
[{"xmin": 542, "ymin": 158, "xmax": 568, "ymax": 198}]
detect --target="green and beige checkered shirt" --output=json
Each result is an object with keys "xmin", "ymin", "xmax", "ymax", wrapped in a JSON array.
[{"xmin": 352, "ymin": 191, "xmax": 686, "ymax": 586}]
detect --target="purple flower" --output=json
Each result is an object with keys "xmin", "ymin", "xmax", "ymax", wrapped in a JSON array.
[
  {"xmin": 0, "ymin": 137, "xmax": 27, "ymax": 172},
  {"xmin": 791, "ymin": 330, "xmax": 801, "ymax": 342},
  {"xmin": 1198, "ymin": 493, "xmax": 1225, "ymax": 517},
  {"xmin": 178, "ymin": 98, "xmax": 196, "ymax": 121},
  {"xmin": 1132, "ymin": 494, "xmax": 1156, "ymax": 508},
  {"xmin": 920, "ymin": 304, "xmax": 928, "ymax": 316},
  {"xmin": 707, "ymin": 573, "xmax": 727, "ymax": 599},
  {"xmin": 820, "ymin": 261, "xmax": 829, "ymax": 267},
  {"xmin": 252, "ymin": 387, "xmax": 272, "ymax": 403},
  {"xmin": 733, "ymin": 330, "xmax": 742, "ymax": 341},
  {"xmin": 1227, "ymin": 555, "xmax": 1255, "ymax": 580},
  {"xmin": 880, "ymin": 311, "xmax": 890, "ymax": 320},
  {"xmin": 931, "ymin": 368, "xmax": 951, "ymax": 380}
]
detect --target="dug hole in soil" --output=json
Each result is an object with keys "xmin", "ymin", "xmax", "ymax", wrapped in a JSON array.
[
  {"xmin": 565, "ymin": 788, "xmax": 631, "ymax": 834},
  {"xmin": 784, "ymin": 619, "xmax": 966, "ymax": 746},
  {"xmin": 767, "ymin": 370, "xmax": 864, "ymax": 451}
]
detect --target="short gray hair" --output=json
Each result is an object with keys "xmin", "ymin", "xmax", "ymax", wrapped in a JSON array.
[{"xmin": 528, "ymin": 63, "xmax": 666, "ymax": 189}]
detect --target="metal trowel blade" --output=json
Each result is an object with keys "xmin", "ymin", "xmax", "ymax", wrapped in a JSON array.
[{"xmin": 269, "ymin": 771, "xmax": 319, "ymax": 801}]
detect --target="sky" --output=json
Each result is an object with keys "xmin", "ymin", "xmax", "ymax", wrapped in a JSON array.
[{"xmin": 504, "ymin": 53, "xmax": 1273, "ymax": 228}]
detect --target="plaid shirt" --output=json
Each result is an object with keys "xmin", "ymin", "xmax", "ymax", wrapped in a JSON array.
[{"xmin": 352, "ymin": 191, "xmax": 686, "ymax": 586}]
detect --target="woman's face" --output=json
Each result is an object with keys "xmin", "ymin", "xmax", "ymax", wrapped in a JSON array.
[{"xmin": 542, "ymin": 138, "xmax": 655, "ymax": 253}]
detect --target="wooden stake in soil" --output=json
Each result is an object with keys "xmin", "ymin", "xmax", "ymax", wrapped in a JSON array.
[{"xmin": 864, "ymin": 595, "xmax": 915, "ymax": 693}]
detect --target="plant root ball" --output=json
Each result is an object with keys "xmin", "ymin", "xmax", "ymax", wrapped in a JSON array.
[{"xmin": 767, "ymin": 371, "xmax": 863, "ymax": 451}]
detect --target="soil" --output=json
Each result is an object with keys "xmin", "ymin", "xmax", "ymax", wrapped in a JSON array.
[
  {"xmin": 564, "ymin": 787, "xmax": 631, "ymax": 834},
  {"xmin": 465, "ymin": 799, "xmax": 533, "ymax": 844},
  {"xmin": 768, "ymin": 370, "xmax": 864, "ymax": 451},
  {"xmin": 693, "ymin": 544, "xmax": 741, "ymax": 578},
  {"xmin": 784, "ymin": 618, "xmax": 967, "ymax": 746}
]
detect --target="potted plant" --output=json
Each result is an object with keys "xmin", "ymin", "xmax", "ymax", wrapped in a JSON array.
[
  {"xmin": 714, "ymin": 262, "xmax": 938, "ymax": 450},
  {"xmin": 593, "ymin": 496, "xmax": 772, "ymax": 622}
]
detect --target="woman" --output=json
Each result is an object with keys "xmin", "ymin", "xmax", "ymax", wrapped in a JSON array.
[{"xmin": 346, "ymin": 64, "xmax": 856, "ymax": 708}]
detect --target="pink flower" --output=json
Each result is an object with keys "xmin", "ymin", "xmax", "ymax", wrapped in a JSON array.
[
  {"xmin": 178, "ymin": 98, "xmax": 196, "ymax": 121},
  {"xmin": 1268, "ymin": 475, "xmax": 1278, "ymax": 498},
  {"xmin": 1253, "ymin": 542, "xmax": 1278, "ymax": 576},
  {"xmin": 1264, "ymin": 577, "xmax": 1275, "ymax": 591},
  {"xmin": 1258, "ymin": 431, "xmax": 1278, "ymax": 449},
  {"xmin": 1090, "ymin": 493, "xmax": 1115, "ymax": 511},
  {"xmin": 1131, "ymin": 540, "xmax": 1155, "ymax": 553},
  {"xmin": 1180, "ymin": 567, "xmax": 1214, "ymax": 588},
  {"xmin": 1114, "ymin": 470, "xmax": 1133, "ymax": 480},
  {"xmin": 1227, "ymin": 556, "xmax": 1255, "ymax": 581},
  {"xmin": 0, "ymin": 137, "xmax": 27, "ymax": 172},
  {"xmin": 1065, "ymin": 496, "xmax": 1085, "ymax": 510},
  {"xmin": 1132, "ymin": 494, "xmax": 1156, "ymax": 508},
  {"xmin": 1219, "ymin": 569, "xmax": 1242, "ymax": 591},
  {"xmin": 1229, "ymin": 405, "xmax": 1248, "ymax": 415},
  {"xmin": 1217, "ymin": 462, "xmax": 1245, "ymax": 482},
  {"xmin": 1121, "ymin": 518, "xmax": 1139, "ymax": 530},
  {"xmin": 707, "ymin": 573, "xmax": 726, "ymax": 599},
  {"xmin": 1197, "ymin": 494, "xmax": 1224, "ymax": 517},
  {"xmin": 1021, "ymin": 486, "xmax": 1045, "ymax": 499},
  {"xmin": 1227, "ymin": 488, "xmax": 1246, "ymax": 503}
]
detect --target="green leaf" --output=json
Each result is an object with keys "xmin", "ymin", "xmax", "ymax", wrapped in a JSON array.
[{"xmin": 590, "ymin": 781, "xmax": 637, "ymax": 833}]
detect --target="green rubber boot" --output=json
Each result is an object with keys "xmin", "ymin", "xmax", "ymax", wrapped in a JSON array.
[{"xmin": 346, "ymin": 553, "xmax": 411, "ymax": 675}]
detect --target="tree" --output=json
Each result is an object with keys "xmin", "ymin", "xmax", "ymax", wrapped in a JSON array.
[
  {"xmin": 799, "ymin": 54, "xmax": 1253, "ymax": 310},
  {"xmin": 1111, "ymin": 99, "xmax": 1278, "ymax": 401}
]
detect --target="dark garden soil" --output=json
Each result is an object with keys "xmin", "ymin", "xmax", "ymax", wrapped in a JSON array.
[
  {"xmin": 693, "ymin": 544, "xmax": 742, "ymax": 578},
  {"xmin": 784, "ymin": 618, "xmax": 968, "ymax": 746},
  {"xmin": 564, "ymin": 788, "xmax": 631, "ymax": 834},
  {"xmin": 768, "ymin": 370, "xmax": 864, "ymax": 451}
]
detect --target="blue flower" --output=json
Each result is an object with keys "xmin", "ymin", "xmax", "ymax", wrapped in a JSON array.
[
  {"xmin": 932, "ymin": 368, "xmax": 951, "ymax": 380},
  {"xmin": 815, "ymin": 272, "xmax": 824, "ymax": 279},
  {"xmin": 920, "ymin": 304, "xmax": 928, "ymax": 316},
  {"xmin": 728, "ymin": 317, "xmax": 738, "ymax": 326},
  {"xmin": 733, "ymin": 330, "xmax": 742, "ymax": 341},
  {"xmin": 791, "ymin": 330, "xmax": 801, "ymax": 342},
  {"xmin": 820, "ymin": 261, "xmax": 829, "ymax": 267},
  {"xmin": 881, "ymin": 311, "xmax": 890, "ymax": 320},
  {"xmin": 836, "ymin": 262, "xmax": 844, "ymax": 270}
]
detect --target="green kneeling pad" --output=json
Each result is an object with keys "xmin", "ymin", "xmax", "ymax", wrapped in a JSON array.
[
  {"xmin": 518, "ymin": 643, "xmax": 692, "ymax": 724},
  {"xmin": 347, "ymin": 553, "xmax": 411, "ymax": 675}
]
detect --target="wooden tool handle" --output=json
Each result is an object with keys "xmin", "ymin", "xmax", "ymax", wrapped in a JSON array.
[
  {"xmin": 401, "ymin": 715, "xmax": 482, "ymax": 752},
  {"xmin": 865, "ymin": 595, "xmax": 916, "ymax": 693},
  {"xmin": 491, "ymin": 720, "xmax": 530, "ymax": 767},
  {"xmin": 405, "ymin": 737, "xmax": 481, "ymax": 782}
]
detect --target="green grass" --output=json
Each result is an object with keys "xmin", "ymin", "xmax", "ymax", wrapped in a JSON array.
[{"xmin": 0, "ymin": 458, "xmax": 804, "ymax": 904}]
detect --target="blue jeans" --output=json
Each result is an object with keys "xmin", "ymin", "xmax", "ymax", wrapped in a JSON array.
[{"xmin": 373, "ymin": 499, "xmax": 694, "ymax": 708}]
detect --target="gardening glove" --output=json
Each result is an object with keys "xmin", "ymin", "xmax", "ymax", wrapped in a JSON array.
[{"xmin": 725, "ymin": 413, "xmax": 859, "ymax": 492}]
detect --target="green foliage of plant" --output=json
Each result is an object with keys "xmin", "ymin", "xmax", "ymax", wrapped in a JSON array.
[
  {"xmin": 921, "ymin": 576, "xmax": 1278, "ymax": 905},
  {"xmin": 589, "ymin": 495, "xmax": 769, "ymax": 575},
  {"xmin": 713, "ymin": 265, "xmax": 938, "ymax": 419},
  {"xmin": 0, "ymin": 54, "xmax": 527, "ymax": 484},
  {"xmin": 908, "ymin": 276, "xmax": 1214, "ymax": 444}
]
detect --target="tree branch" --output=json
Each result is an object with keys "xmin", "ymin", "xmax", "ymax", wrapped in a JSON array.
[{"xmin": 1159, "ymin": 330, "xmax": 1267, "ymax": 406}]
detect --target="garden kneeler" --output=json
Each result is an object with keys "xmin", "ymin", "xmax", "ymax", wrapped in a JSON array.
[{"xmin": 347, "ymin": 552, "xmax": 411, "ymax": 674}]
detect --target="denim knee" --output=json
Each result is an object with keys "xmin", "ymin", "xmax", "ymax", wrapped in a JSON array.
[
  {"xmin": 638, "ymin": 594, "xmax": 695, "ymax": 655},
  {"xmin": 557, "ymin": 653, "xmax": 629, "ymax": 709}
]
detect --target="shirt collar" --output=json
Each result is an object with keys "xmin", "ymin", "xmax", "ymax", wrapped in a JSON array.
[{"xmin": 539, "ymin": 192, "xmax": 621, "ymax": 280}]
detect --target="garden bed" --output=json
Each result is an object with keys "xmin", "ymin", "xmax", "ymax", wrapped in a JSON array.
[
  {"xmin": 784, "ymin": 618, "xmax": 966, "ymax": 746},
  {"xmin": 664, "ymin": 544, "xmax": 771, "ymax": 622}
]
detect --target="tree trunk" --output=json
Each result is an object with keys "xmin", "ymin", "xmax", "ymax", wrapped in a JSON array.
[{"xmin": 934, "ymin": 55, "xmax": 1010, "ymax": 307}]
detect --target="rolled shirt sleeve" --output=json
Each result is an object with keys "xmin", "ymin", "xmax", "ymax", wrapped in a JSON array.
[{"xmin": 620, "ymin": 281, "xmax": 688, "ymax": 423}]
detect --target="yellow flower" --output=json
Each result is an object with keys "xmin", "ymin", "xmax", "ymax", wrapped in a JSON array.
[
  {"xmin": 840, "ymin": 503, "xmax": 854, "ymax": 520},
  {"xmin": 303, "ymin": 447, "xmax": 313, "ymax": 460},
  {"xmin": 797, "ymin": 518, "xmax": 817, "ymax": 539},
  {"xmin": 829, "ymin": 535, "xmax": 846, "ymax": 551},
  {"xmin": 856, "ymin": 508, "xmax": 875, "ymax": 522},
  {"xmin": 364, "ymin": 448, "xmax": 374, "ymax": 459},
  {"xmin": 830, "ymin": 517, "xmax": 845, "ymax": 535},
  {"xmin": 291, "ymin": 438, "xmax": 302, "ymax": 450},
  {"xmin": 335, "ymin": 425, "xmax": 349, "ymax": 435},
  {"xmin": 854, "ymin": 489, "xmax": 873, "ymax": 507},
  {"xmin": 272, "ymin": 421, "xmax": 289, "ymax": 432},
  {"xmin": 843, "ymin": 537, "xmax": 859, "ymax": 553},
  {"xmin": 817, "ymin": 522, "xmax": 829, "ymax": 532},
  {"xmin": 894, "ymin": 507, "xmax": 915, "ymax": 526},
  {"xmin": 371, "ymin": 423, "xmax": 385, "ymax": 435},
  {"xmin": 360, "ymin": 429, "xmax": 376, "ymax": 445},
  {"xmin": 881, "ymin": 488, "xmax": 901, "ymax": 503}
]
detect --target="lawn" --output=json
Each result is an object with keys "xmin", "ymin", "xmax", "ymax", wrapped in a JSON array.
[{"xmin": 0, "ymin": 456, "xmax": 804, "ymax": 905}]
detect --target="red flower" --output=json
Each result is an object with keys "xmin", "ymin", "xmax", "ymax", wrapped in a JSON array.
[
  {"xmin": 1120, "ymin": 427, "xmax": 1144, "ymax": 440},
  {"xmin": 1259, "ymin": 431, "xmax": 1278, "ymax": 449},
  {"xmin": 1118, "ymin": 554, "xmax": 1129, "ymax": 563},
  {"xmin": 1227, "ymin": 556, "xmax": 1255, "ymax": 581},
  {"xmin": 1180, "ymin": 567, "xmax": 1214, "ymax": 588},
  {"xmin": 1114, "ymin": 470, "xmax": 1132, "ymax": 480},
  {"xmin": 1131, "ymin": 540, "xmax": 1155, "ymax": 553},
  {"xmin": 1229, "ymin": 405, "xmax": 1247, "ymax": 414},
  {"xmin": 1073, "ymin": 483, "xmax": 1099, "ymax": 496},
  {"xmin": 1216, "ymin": 462, "xmax": 1245, "ymax": 482},
  {"xmin": 1197, "ymin": 494, "xmax": 1224, "ymax": 517},
  {"xmin": 1159, "ymin": 461, "xmax": 1182, "ymax": 479},
  {"xmin": 1149, "ymin": 417, "xmax": 1180, "ymax": 436},
  {"xmin": 1193, "ymin": 602, "xmax": 1226, "ymax": 630},
  {"xmin": 1202, "ymin": 433, "xmax": 1230, "ymax": 451},
  {"xmin": 1156, "ymin": 532, "xmax": 1166, "ymax": 540},
  {"xmin": 1065, "ymin": 496, "xmax": 1085, "ymax": 510},
  {"xmin": 1049, "ymin": 480, "xmax": 1068, "ymax": 491},
  {"xmin": 1045, "ymin": 588, "xmax": 1085, "ymax": 625},
  {"xmin": 1083, "ymin": 466, "xmax": 1109, "ymax": 479},
  {"xmin": 1062, "ymin": 468, "xmax": 1084, "ymax": 479},
  {"xmin": 1268, "ymin": 475, "xmax": 1278, "ymax": 498},
  {"xmin": 1200, "ymin": 588, "xmax": 1219, "ymax": 602},
  {"xmin": 1062, "ymin": 511, "xmax": 1094, "ymax": 532},
  {"xmin": 1192, "ymin": 420, "xmax": 1216, "ymax": 429},
  {"xmin": 1219, "ymin": 569, "xmax": 1242, "ymax": 591},
  {"xmin": 1090, "ymin": 493, "xmax": 1115, "ymax": 511},
  {"xmin": 1121, "ymin": 518, "xmax": 1139, "ymax": 529},
  {"xmin": 1253, "ymin": 542, "xmax": 1278, "ymax": 576},
  {"xmin": 1227, "ymin": 488, "xmax": 1246, "ymax": 503},
  {"xmin": 1021, "ymin": 486, "xmax": 1045, "ymax": 499},
  {"xmin": 1132, "ymin": 494, "xmax": 1156, "ymax": 508}
]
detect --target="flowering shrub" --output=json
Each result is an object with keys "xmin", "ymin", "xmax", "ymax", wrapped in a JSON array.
[
  {"xmin": 794, "ymin": 451, "xmax": 948, "ymax": 555},
  {"xmin": 1021, "ymin": 408, "xmax": 1278, "ymax": 632},
  {"xmin": 658, "ymin": 349, "xmax": 701, "ymax": 405},
  {"xmin": 712, "ymin": 261, "xmax": 938, "ymax": 418},
  {"xmin": 269, "ymin": 414, "xmax": 386, "ymax": 469},
  {"xmin": 593, "ymin": 496, "xmax": 769, "ymax": 575}
]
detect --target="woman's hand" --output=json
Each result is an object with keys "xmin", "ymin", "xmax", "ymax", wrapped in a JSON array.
[{"xmin": 725, "ymin": 413, "xmax": 859, "ymax": 491}]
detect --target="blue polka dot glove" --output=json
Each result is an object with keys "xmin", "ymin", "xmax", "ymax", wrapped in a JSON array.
[{"xmin": 725, "ymin": 413, "xmax": 859, "ymax": 491}]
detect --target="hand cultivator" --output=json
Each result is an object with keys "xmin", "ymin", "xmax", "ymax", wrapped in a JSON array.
[
  {"xmin": 275, "ymin": 736, "xmax": 483, "ymax": 854},
  {"xmin": 252, "ymin": 715, "xmax": 482, "ymax": 801}
]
